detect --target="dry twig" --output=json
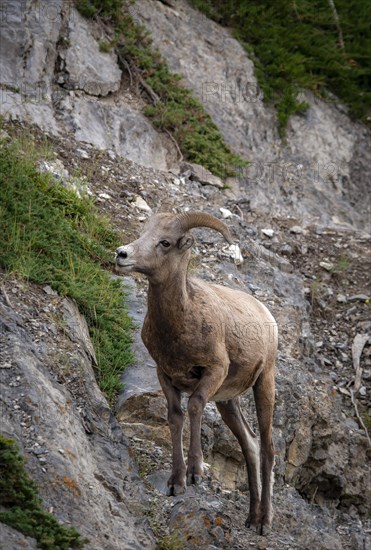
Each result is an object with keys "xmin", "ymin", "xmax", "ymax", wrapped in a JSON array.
[
  {"xmin": 118, "ymin": 51, "xmax": 160, "ymax": 105},
  {"xmin": 164, "ymin": 129, "xmax": 183, "ymax": 162},
  {"xmin": 1, "ymin": 285, "xmax": 13, "ymax": 308},
  {"xmin": 234, "ymin": 204, "xmax": 244, "ymax": 221},
  {"xmin": 117, "ymin": 52, "xmax": 133, "ymax": 88},
  {"xmin": 352, "ymin": 333, "xmax": 369, "ymax": 394},
  {"xmin": 350, "ymin": 389, "xmax": 371, "ymax": 447},
  {"xmin": 349, "ymin": 333, "xmax": 370, "ymax": 446},
  {"xmin": 327, "ymin": 0, "xmax": 345, "ymax": 49}
]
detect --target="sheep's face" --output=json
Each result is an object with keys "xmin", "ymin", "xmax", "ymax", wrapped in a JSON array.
[{"xmin": 115, "ymin": 214, "xmax": 194, "ymax": 283}]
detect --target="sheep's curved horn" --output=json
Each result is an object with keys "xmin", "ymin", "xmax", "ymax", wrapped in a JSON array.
[{"xmin": 176, "ymin": 211, "xmax": 233, "ymax": 244}]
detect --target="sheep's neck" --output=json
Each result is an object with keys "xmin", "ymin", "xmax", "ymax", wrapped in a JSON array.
[{"xmin": 147, "ymin": 272, "xmax": 188, "ymax": 324}]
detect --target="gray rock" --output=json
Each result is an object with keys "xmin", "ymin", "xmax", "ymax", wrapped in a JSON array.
[
  {"xmin": 0, "ymin": 523, "xmax": 37, "ymax": 550},
  {"xmin": 348, "ymin": 294, "xmax": 370, "ymax": 302},
  {"xmin": 290, "ymin": 225, "xmax": 306, "ymax": 234},
  {"xmin": 0, "ymin": 0, "xmax": 63, "ymax": 89},
  {"xmin": 67, "ymin": 98, "xmax": 169, "ymax": 170},
  {"xmin": 280, "ymin": 244, "xmax": 294, "ymax": 256},
  {"xmin": 0, "ymin": 2, "xmax": 171, "ymax": 171},
  {"xmin": 320, "ymin": 261, "xmax": 334, "ymax": 271},
  {"xmin": 62, "ymin": 9, "xmax": 122, "ymax": 96},
  {"xmin": 181, "ymin": 161, "xmax": 224, "ymax": 188},
  {"xmin": 262, "ymin": 228, "xmax": 275, "ymax": 238},
  {"xmin": 146, "ymin": 469, "xmax": 170, "ymax": 494},
  {"xmin": 39, "ymin": 159, "xmax": 69, "ymax": 180},
  {"xmin": 169, "ymin": 493, "xmax": 233, "ymax": 548}
]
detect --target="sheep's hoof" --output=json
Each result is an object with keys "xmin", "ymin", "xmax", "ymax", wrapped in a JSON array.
[
  {"xmin": 246, "ymin": 517, "xmax": 272, "ymax": 536},
  {"xmin": 186, "ymin": 473, "xmax": 202, "ymax": 486},
  {"xmin": 257, "ymin": 524, "xmax": 272, "ymax": 536},
  {"xmin": 245, "ymin": 517, "xmax": 258, "ymax": 532},
  {"xmin": 167, "ymin": 483, "xmax": 186, "ymax": 497}
]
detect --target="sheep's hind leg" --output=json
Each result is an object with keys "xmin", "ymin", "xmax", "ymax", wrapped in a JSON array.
[
  {"xmin": 253, "ymin": 366, "xmax": 275, "ymax": 535},
  {"xmin": 216, "ymin": 398, "xmax": 261, "ymax": 531},
  {"xmin": 157, "ymin": 369, "xmax": 186, "ymax": 495}
]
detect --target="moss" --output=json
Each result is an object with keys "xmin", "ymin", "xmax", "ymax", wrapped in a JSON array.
[
  {"xmin": 0, "ymin": 435, "xmax": 88, "ymax": 549},
  {"xmin": 99, "ymin": 40, "xmax": 114, "ymax": 53},
  {"xmin": 158, "ymin": 532, "xmax": 184, "ymax": 550}
]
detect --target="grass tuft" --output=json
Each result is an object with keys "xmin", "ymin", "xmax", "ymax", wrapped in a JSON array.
[
  {"xmin": 0, "ymin": 130, "xmax": 133, "ymax": 401},
  {"xmin": 0, "ymin": 435, "xmax": 88, "ymax": 549}
]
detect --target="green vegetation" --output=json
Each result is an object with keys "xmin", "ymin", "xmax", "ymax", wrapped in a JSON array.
[
  {"xmin": 0, "ymin": 130, "xmax": 133, "ymax": 400},
  {"xmin": 99, "ymin": 39, "xmax": 113, "ymax": 53},
  {"xmin": 332, "ymin": 255, "xmax": 350, "ymax": 274},
  {"xmin": 362, "ymin": 411, "xmax": 371, "ymax": 431},
  {"xmin": 190, "ymin": 0, "xmax": 371, "ymax": 135},
  {"xmin": 158, "ymin": 532, "xmax": 184, "ymax": 550},
  {"xmin": 75, "ymin": 0, "xmax": 247, "ymax": 178},
  {"xmin": 0, "ymin": 435, "xmax": 88, "ymax": 549}
]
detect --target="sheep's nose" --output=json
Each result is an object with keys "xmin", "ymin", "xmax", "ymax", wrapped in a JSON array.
[
  {"xmin": 116, "ymin": 249, "xmax": 128, "ymax": 259},
  {"xmin": 116, "ymin": 244, "xmax": 135, "ymax": 265}
]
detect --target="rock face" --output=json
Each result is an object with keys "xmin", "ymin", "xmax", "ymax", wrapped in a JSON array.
[
  {"xmin": 60, "ymin": 9, "xmax": 122, "ymax": 97},
  {"xmin": 0, "ymin": 524, "xmax": 38, "ymax": 550},
  {"xmin": 0, "ymin": 0, "xmax": 170, "ymax": 170},
  {"xmin": 0, "ymin": 278, "xmax": 155, "ymax": 550},
  {"xmin": 134, "ymin": 0, "xmax": 371, "ymax": 230}
]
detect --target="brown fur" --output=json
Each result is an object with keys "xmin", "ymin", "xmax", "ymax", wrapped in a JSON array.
[{"xmin": 116, "ymin": 212, "xmax": 278, "ymax": 534}]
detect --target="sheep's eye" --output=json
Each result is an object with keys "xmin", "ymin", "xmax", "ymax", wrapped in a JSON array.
[{"xmin": 160, "ymin": 240, "xmax": 171, "ymax": 248}]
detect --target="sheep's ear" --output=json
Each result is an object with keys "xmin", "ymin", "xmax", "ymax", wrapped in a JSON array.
[{"xmin": 177, "ymin": 234, "xmax": 194, "ymax": 250}]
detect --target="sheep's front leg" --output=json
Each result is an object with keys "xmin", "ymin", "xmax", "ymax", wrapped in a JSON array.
[
  {"xmin": 187, "ymin": 368, "xmax": 226, "ymax": 485},
  {"xmin": 157, "ymin": 369, "xmax": 186, "ymax": 495}
]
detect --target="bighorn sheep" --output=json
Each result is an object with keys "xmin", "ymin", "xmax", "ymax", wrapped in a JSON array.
[{"xmin": 115, "ymin": 212, "xmax": 277, "ymax": 534}]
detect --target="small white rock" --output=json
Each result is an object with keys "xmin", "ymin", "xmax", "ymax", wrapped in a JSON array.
[
  {"xmin": 227, "ymin": 244, "xmax": 243, "ymax": 265},
  {"xmin": 76, "ymin": 148, "xmax": 90, "ymax": 159},
  {"xmin": 133, "ymin": 195, "xmax": 152, "ymax": 212},
  {"xmin": 219, "ymin": 207, "xmax": 233, "ymax": 219},
  {"xmin": 39, "ymin": 159, "xmax": 69, "ymax": 180},
  {"xmin": 319, "ymin": 261, "xmax": 334, "ymax": 271},
  {"xmin": 290, "ymin": 225, "xmax": 306, "ymax": 234},
  {"xmin": 98, "ymin": 193, "xmax": 111, "ymax": 200},
  {"xmin": 262, "ymin": 228, "xmax": 274, "ymax": 238}
]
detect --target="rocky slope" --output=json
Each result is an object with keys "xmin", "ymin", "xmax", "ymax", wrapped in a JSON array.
[
  {"xmin": 0, "ymin": 272, "xmax": 155, "ymax": 549},
  {"xmin": 0, "ymin": 1, "xmax": 370, "ymax": 549}
]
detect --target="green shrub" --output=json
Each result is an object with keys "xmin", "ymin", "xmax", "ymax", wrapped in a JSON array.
[
  {"xmin": 0, "ymin": 435, "xmax": 88, "ymax": 549},
  {"xmin": 191, "ymin": 0, "xmax": 371, "ymax": 134}
]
